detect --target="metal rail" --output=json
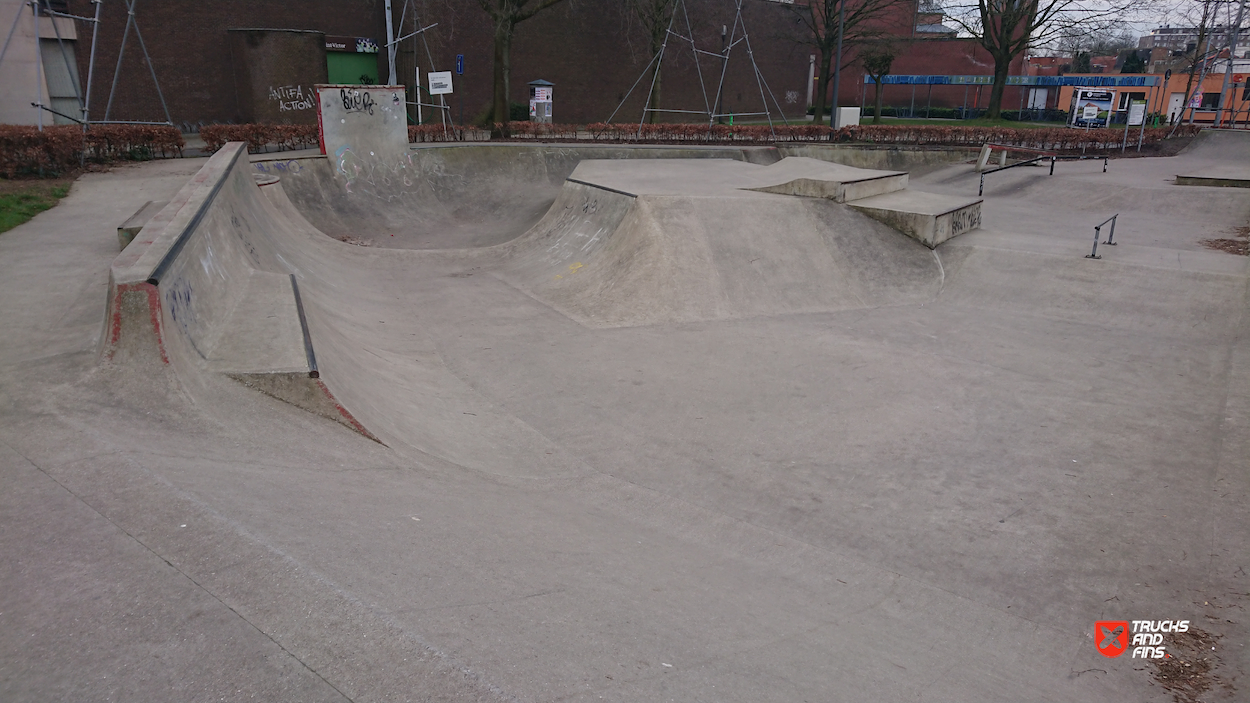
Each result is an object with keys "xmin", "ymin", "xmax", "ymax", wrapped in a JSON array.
[
  {"xmin": 979, "ymin": 155, "xmax": 1055, "ymax": 196},
  {"xmin": 978, "ymin": 152, "xmax": 1109, "ymax": 196},
  {"xmin": 1085, "ymin": 214, "xmax": 1118, "ymax": 259}
]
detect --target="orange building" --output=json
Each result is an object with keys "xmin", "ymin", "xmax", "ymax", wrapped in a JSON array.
[{"xmin": 1055, "ymin": 72, "xmax": 1250, "ymax": 126}]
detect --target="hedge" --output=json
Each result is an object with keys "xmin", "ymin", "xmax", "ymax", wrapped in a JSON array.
[
  {"xmin": 0, "ymin": 124, "xmax": 184, "ymax": 177},
  {"xmin": 200, "ymin": 124, "xmax": 318, "ymax": 153},
  {"xmin": 195, "ymin": 120, "xmax": 1206, "ymax": 158}
]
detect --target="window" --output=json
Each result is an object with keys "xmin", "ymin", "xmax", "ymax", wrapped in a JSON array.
[
  {"xmin": 39, "ymin": 39, "xmax": 81, "ymax": 124},
  {"xmin": 1117, "ymin": 91, "xmax": 1146, "ymax": 110},
  {"xmin": 1199, "ymin": 91, "xmax": 1220, "ymax": 109}
]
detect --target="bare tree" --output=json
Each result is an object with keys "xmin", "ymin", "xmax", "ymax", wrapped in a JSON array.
[
  {"xmin": 622, "ymin": 0, "xmax": 674, "ymax": 122},
  {"xmin": 478, "ymin": 0, "xmax": 570, "ymax": 130},
  {"xmin": 783, "ymin": 0, "xmax": 909, "ymax": 127},
  {"xmin": 945, "ymin": 0, "xmax": 1147, "ymax": 118},
  {"xmin": 861, "ymin": 41, "xmax": 896, "ymax": 123}
]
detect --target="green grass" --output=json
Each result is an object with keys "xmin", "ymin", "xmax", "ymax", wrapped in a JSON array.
[
  {"xmin": 867, "ymin": 116, "xmax": 1066, "ymax": 129},
  {"xmin": 0, "ymin": 183, "xmax": 70, "ymax": 234}
]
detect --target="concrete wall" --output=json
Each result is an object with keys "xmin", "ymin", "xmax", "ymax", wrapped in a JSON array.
[
  {"xmin": 0, "ymin": 0, "xmax": 77, "ymax": 126},
  {"xmin": 228, "ymin": 29, "xmax": 327, "ymax": 125}
]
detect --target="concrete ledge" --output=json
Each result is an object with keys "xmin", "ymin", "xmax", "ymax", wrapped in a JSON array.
[
  {"xmin": 750, "ymin": 172, "xmax": 909, "ymax": 203},
  {"xmin": 1175, "ymin": 174, "xmax": 1250, "ymax": 188},
  {"xmin": 117, "ymin": 200, "xmax": 167, "ymax": 251},
  {"xmin": 848, "ymin": 190, "xmax": 982, "ymax": 249}
]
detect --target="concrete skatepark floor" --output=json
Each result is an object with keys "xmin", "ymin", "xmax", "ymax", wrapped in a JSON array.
[{"xmin": 1, "ymin": 133, "xmax": 1248, "ymax": 702}]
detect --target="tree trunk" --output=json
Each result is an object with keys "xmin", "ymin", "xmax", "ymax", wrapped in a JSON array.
[
  {"xmin": 492, "ymin": 18, "xmax": 513, "ymax": 133},
  {"xmin": 985, "ymin": 56, "xmax": 1011, "ymax": 119},
  {"xmin": 813, "ymin": 47, "xmax": 832, "ymax": 127},
  {"xmin": 873, "ymin": 81, "xmax": 884, "ymax": 124},
  {"xmin": 647, "ymin": 63, "xmax": 662, "ymax": 123}
]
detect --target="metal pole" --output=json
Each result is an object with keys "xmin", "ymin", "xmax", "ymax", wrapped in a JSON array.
[
  {"xmin": 1216, "ymin": 0, "xmax": 1247, "ymax": 126},
  {"xmin": 979, "ymin": 172, "xmax": 984, "ymax": 196},
  {"xmin": 830, "ymin": 0, "xmax": 844, "ymax": 127},
  {"xmin": 104, "ymin": 1, "xmax": 134, "ymax": 120},
  {"xmin": 0, "ymin": 1, "xmax": 26, "ymax": 69},
  {"xmin": 1103, "ymin": 215, "xmax": 1117, "ymax": 245},
  {"xmin": 962, "ymin": 85, "xmax": 968, "ymax": 118},
  {"xmin": 128, "ymin": 0, "xmax": 171, "ymax": 124},
  {"xmin": 718, "ymin": 25, "xmax": 727, "ymax": 124},
  {"xmin": 384, "ymin": 0, "xmax": 396, "ymax": 85},
  {"xmin": 1050, "ymin": 155, "xmax": 1055, "ymax": 175},
  {"xmin": 33, "ymin": 1, "xmax": 42, "ymax": 130},
  {"xmin": 1086, "ymin": 226, "xmax": 1102, "ymax": 259},
  {"xmin": 82, "ymin": 0, "xmax": 102, "ymax": 127},
  {"xmin": 805, "ymin": 53, "xmax": 814, "ymax": 113}
]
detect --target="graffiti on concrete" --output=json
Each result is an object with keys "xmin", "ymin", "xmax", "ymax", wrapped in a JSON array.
[
  {"xmin": 269, "ymin": 85, "xmax": 314, "ymax": 112},
  {"xmin": 340, "ymin": 88, "xmax": 376, "ymax": 116},
  {"xmin": 950, "ymin": 205, "xmax": 981, "ymax": 236},
  {"xmin": 255, "ymin": 160, "xmax": 303, "ymax": 174},
  {"xmin": 333, "ymin": 144, "xmax": 415, "ymax": 195}
]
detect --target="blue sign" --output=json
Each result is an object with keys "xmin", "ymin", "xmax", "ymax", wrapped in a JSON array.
[{"xmin": 456, "ymin": 54, "xmax": 464, "ymax": 75}]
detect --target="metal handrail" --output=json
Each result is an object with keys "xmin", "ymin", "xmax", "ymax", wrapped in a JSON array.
[
  {"xmin": 979, "ymin": 155, "xmax": 1056, "ymax": 196},
  {"xmin": 1085, "ymin": 214, "xmax": 1118, "ymax": 259},
  {"xmin": 979, "ymin": 153, "xmax": 1110, "ymax": 197}
]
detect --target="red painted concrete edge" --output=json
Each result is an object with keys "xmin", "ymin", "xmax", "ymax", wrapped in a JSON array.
[{"xmin": 313, "ymin": 378, "xmax": 382, "ymax": 444}]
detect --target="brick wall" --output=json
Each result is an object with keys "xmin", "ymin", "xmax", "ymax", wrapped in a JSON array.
[{"xmin": 67, "ymin": 0, "xmax": 1025, "ymax": 128}]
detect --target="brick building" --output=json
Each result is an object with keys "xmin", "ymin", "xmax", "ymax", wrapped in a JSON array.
[{"xmin": 0, "ymin": 0, "xmax": 1027, "ymax": 128}]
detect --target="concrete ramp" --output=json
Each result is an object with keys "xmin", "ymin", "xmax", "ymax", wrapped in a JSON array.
[
  {"xmin": 498, "ymin": 166, "xmax": 943, "ymax": 328},
  {"xmin": 1175, "ymin": 129, "xmax": 1250, "ymax": 187},
  {"xmin": 271, "ymin": 144, "xmax": 780, "ymax": 249}
]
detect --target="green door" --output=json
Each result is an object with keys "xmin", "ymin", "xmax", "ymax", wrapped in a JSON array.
[{"xmin": 327, "ymin": 53, "xmax": 379, "ymax": 85}]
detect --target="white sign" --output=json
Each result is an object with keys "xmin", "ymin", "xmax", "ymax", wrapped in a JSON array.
[
  {"xmin": 1082, "ymin": 104, "xmax": 1099, "ymax": 120},
  {"xmin": 1127, "ymin": 100, "xmax": 1147, "ymax": 126},
  {"xmin": 428, "ymin": 71, "xmax": 453, "ymax": 95}
]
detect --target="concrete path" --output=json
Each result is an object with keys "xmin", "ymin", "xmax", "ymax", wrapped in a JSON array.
[{"xmin": 1, "ymin": 135, "xmax": 1248, "ymax": 703}]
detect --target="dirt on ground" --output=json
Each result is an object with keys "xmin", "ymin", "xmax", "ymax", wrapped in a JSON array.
[
  {"xmin": 1149, "ymin": 626, "xmax": 1236, "ymax": 703},
  {"xmin": 1201, "ymin": 225, "xmax": 1250, "ymax": 256}
]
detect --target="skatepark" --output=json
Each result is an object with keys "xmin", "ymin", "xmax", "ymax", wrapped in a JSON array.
[{"xmin": 1, "ymin": 120, "xmax": 1248, "ymax": 701}]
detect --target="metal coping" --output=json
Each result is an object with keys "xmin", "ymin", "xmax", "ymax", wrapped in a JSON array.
[
  {"xmin": 146, "ymin": 145, "xmax": 246, "ymax": 286},
  {"xmin": 289, "ymin": 274, "xmax": 320, "ymax": 379},
  {"xmin": 565, "ymin": 178, "xmax": 638, "ymax": 198}
]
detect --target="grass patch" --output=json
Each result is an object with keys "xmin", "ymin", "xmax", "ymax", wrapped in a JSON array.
[
  {"xmin": 871, "ymin": 116, "xmax": 1066, "ymax": 129},
  {"xmin": 0, "ymin": 178, "xmax": 73, "ymax": 234}
]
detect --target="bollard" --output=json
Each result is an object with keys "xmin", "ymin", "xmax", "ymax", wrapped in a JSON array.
[
  {"xmin": 1050, "ymin": 155, "xmax": 1056, "ymax": 176},
  {"xmin": 1103, "ymin": 157, "xmax": 1108, "ymax": 173}
]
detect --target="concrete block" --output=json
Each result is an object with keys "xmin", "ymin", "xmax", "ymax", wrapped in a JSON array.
[
  {"xmin": 847, "ymin": 190, "xmax": 982, "ymax": 248},
  {"xmin": 116, "ymin": 200, "xmax": 167, "ymax": 251}
]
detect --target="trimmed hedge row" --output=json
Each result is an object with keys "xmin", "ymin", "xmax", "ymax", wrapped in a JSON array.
[
  {"xmin": 0, "ymin": 124, "xmax": 184, "ymax": 177},
  {"xmin": 200, "ymin": 124, "xmax": 318, "ymax": 153},
  {"xmin": 199, "ymin": 124, "xmax": 477, "ymax": 152},
  {"xmin": 499, "ymin": 121, "xmax": 1204, "ymax": 150}
]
